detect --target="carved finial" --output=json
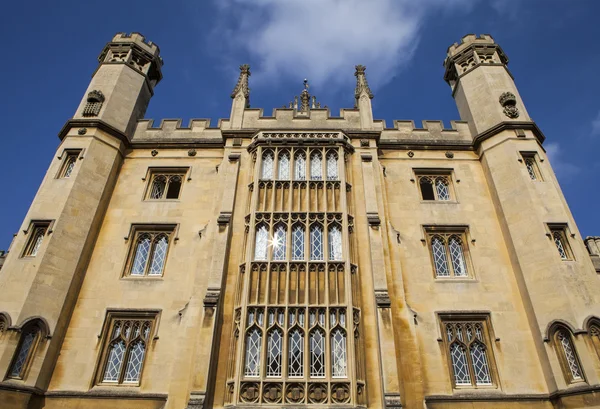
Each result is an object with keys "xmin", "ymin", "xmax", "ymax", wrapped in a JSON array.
[
  {"xmin": 285, "ymin": 78, "xmax": 324, "ymax": 114},
  {"xmin": 354, "ymin": 65, "xmax": 373, "ymax": 107},
  {"xmin": 231, "ymin": 64, "xmax": 251, "ymax": 107},
  {"xmin": 304, "ymin": 78, "xmax": 309, "ymax": 91}
]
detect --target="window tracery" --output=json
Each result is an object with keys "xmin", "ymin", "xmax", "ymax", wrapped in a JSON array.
[
  {"xmin": 310, "ymin": 152, "xmax": 323, "ymax": 180},
  {"xmin": 8, "ymin": 323, "xmax": 43, "ymax": 379},
  {"xmin": 126, "ymin": 229, "xmax": 173, "ymax": 277},
  {"xmin": 262, "ymin": 152, "xmax": 274, "ymax": 180},
  {"xmin": 418, "ymin": 174, "xmax": 452, "ymax": 201},
  {"xmin": 326, "ymin": 152, "xmax": 339, "ymax": 180},
  {"xmin": 278, "ymin": 152, "xmax": 290, "ymax": 180},
  {"xmin": 147, "ymin": 172, "xmax": 185, "ymax": 200},
  {"xmin": 554, "ymin": 327, "xmax": 584, "ymax": 384},
  {"xmin": 295, "ymin": 152, "xmax": 306, "ymax": 180},
  {"xmin": 428, "ymin": 232, "xmax": 470, "ymax": 278}
]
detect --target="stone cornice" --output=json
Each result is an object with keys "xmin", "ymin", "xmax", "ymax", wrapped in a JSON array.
[
  {"xmin": 58, "ymin": 119, "xmax": 129, "ymax": 145},
  {"xmin": 473, "ymin": 121, "xmax": 546, "ymax": 149}
]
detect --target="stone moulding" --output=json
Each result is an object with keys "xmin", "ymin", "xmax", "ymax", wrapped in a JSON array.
[{"xmin": 375, "ymin": 290, "xmax": 391, "ymax": 308}]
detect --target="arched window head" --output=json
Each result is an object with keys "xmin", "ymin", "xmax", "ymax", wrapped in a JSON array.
[
  {"xmin": 327, "ymin": 152, "xmax": 339, "ymax": 180},
  {"xmin": 254, "ymin": 225, "xmax": 269, "ymax": 261},
  {"xmin": 329, "ymin": 225, "xmax": 343, "ymax": 261},
  {"xmin": 435, "ymin": 177, "xmax": 450, "ymax": 200},
  {"xmin": 448, "ymin": 236, "xmax": 467, "ymax": 277},
  {"xmin": 272, "ymin": 225, "xmax": 287, "ymax": 261},
  {"xmin": 131, "ymin": 234, "xmax": 152, "ymax": 275},
  {"xmin": 331, "ymin": 328, "xmax": 347, "ymax": 377},
  {"xmin": 310, "ymin": 225, "xmax": 324, "ymax": 261},
  {"xmin": 431, "ymin": 236, "xmax": 449, "ymax": 277},
  {"xmin": 245, "ymin": 327, "xmax": 262, "ymax": 377},
  {"xmin": 295, "ymin": 152, "xmax": 306, "ymax": 180},
  {"xmin": 148, "ymin": 234, "xmax": 169, "ymax": 275},
  {"xmin": 419, "ymin": 177, "xmax": 435, "ymax": 200},
  {"xmin": 555, "ymin": 329, "xmax": 584, "ymax": 383},
  {"xmin": 266, "ymin": 328, "xmax": 283, "ymax": 377},
  {"xmin": 8, "ymin": 322, "xmax": 43, "ymax": 379},
  {"xmin": 147, "ymin": 173, "xmax": 186, "ymax": 200},
  {"xmin": 262, "ymin": 152, "xmax": 274, "ymax": 180},
  {"xmin": 288, "ymin": 328, "xmax": 304, "ymax": 377},
  {"xmin": 310, "ymin": 329, "xmax": 326, "ymax": 377},
  {"xmin": 292, "ymin": 225, "xmax": 305, "ymax": 261},
  {"xmin": 310, "ymin": 152, "xmax": 323, "ymax": 180},
  {"xmin": 128, "ymin": 230, "xmax": 172, "ymax": 277},
  {"xmin": 278, "ymin": 152, "xmax": 290, "ymax": 180}
]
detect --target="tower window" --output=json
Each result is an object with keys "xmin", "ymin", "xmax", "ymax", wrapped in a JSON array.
[
  {"xmin": 548, "ymin": 226, "xmax": 573, "ymax": 261},
  {"xmin": 125, "ymin": 227, "xmax": 174, "ymax": 277},
  {"xmin": 7, "ymin": 322, "xmax": 44, "ymax": 380},
  {"xmin": 22, "ymin": 221, "xmax": 51, "ymax": 258},
  {"xmin": 416, "ymin": 172, "xmax": 453, "ymax": 201},
  {"xmin": 57, "ymin": 151, "xmax": 80, "ymax": 178},
  {"xmin": 553, "ymin": 327, "xmax": 584, "ymax": 384},
  {"xmin": 427, "ymin": 229, "xmax": 471, "ymax": 278},
  {"xmin": 145, "ymin": 169, "xmax": 187, "ymax": 200},
  {"xmin": 440, "ymin": 315, "xmax": 497, "ymax": 388},
  {"xmin": 521, "ymin": 153, "xmax": 543, "ymax": 181}
]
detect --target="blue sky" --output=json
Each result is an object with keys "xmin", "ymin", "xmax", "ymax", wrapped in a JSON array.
[{"xmin": 0, "ymin": 0, "xmax": 599, "ymax": 250}]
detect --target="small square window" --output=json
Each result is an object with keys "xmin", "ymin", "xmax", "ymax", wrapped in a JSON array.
[
  {"xmin": 425, "ymin": 227, "xmax": 472, "ymax": 278},
  {"xmin": 124, "ymin": 226, "xmax": 175, "ymax": 277},
  {"xmin": 548, "ymin": 225, "xmax": 573, "ymax": 261},
  {"xmin": 21, "ymin": 221, "xmax": 51, "ymax": 257},
  {"xmin": 57, "ymin": 151, "xmax": 80, "ymax": 179},
  {"xmin": 521, "ymin": 153, "xmax": 543, "ymax": 181},
  {"xmin": 416, "ymin": 171, "xmax": 454, "ymax": 201},
  {"xmin": 145, "ymin": 169, "xmax": 187, "ymax": 200}
]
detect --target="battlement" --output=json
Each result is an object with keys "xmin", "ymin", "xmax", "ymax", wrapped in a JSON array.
[
  {"xmin": 111, "ymin": 32, "xmax": 160, "ymax": 55},
  {"xmin": 380, "ymin": 120, "xmax": 472, "ymax": 146},
  {"xmin": 446, "ymin": 34, "xmax": 496, "ymax": 56}
]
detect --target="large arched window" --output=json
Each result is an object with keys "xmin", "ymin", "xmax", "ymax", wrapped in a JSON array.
[
  {"xmin": 554, "ymin": 327, "xmax": 584, "ymax": 384},
  {"xmin": 310, "ymin": 152, "xmax": 323, "ymax": 180},
  {"xmin": 101, "ymin": 319, "xmax": 152, "ymax": 384},
  {"xmin": 292, "ymin": 225, "xmax": 305, "ymax": 261},
  {"xmin": 272, "ymin": 224, "xmax": 287, "ymax": 261},
  {"xmin": 294, "ymin": 152, "xmax": 306, "ymax": 180},
  {"xmin": 254, "ymin": 225, "xmax": 269, "ymax": 261},
  {"xmin": 278, "ymin": 152, "xmax": 290, "ymax": 180},
  {"xmin": 8, "ymin": 322, "xmax": 43, "ymax": 379},
  {"xmin": 328, "ymin": 225, "xmax": 343, "ymax": 261},
  {"xmin": 262, "ymin": 152, "xmax": 274, "ymax": 180},
  {"xmin": 326, "ymin": 152, "xmax": 338, "ymax": 180},
  {"xmin": 310, "ymin": 225, "xmax": 324, "ymax": 261}
]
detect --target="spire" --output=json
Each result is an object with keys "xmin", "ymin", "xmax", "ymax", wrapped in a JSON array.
[
  {"xmin": 354, "ymin": 65, "xmax": 373, "ymax": 108},
  {"xmin": 231, "ymin": 64, "xmax": 251, "ymax": 108},
  {"xmin": 286, "ymin": 79, "xmax": 324, "ymax": 115}
]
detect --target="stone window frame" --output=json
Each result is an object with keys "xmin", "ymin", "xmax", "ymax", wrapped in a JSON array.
[
  {"xmin": 20, "ymin": 220, "xmax": 54, "ymax": 258},
  {"xmin": 413, "ymin": 168, "xmax": 456, "ymax": 202},
  {"xmin": 6, "ymin": 319, "xmax": 48, "ymax": 381},
  {"xmin": 519, "ymin": 151, "xmax": 544, "ymax": 181},
  {"xmin": 122, "ymin": 224, "xmax": 178, "ymax": 278},
  {"xmin": 549, "ymin": 324, "xmax": 586, "ymax": 385},
  {"xmin": 94, "ymin": 309, "xmax": 160, "ymax": 387},
  {"xmin": 423, "ymin": 225, "xmax": 474, "ymax": 280},
  {"xmin": 545, "ymin": 223, "xmax": 575, "ymax": 261},
  {"xmin": 143, "ymin": 167, "xmax": 189, "ymax": 201},
  {"xmin": 258, "ymin": 147, "xmax": 340, "ymax": 182},
  {"xmin": 437, "ymin": 312, "xmax": 500, "ymax": 390},
  {"xmin": 56, "ymin": 149, "xmax": 82, "ymax": 179},
  {"xmin": 586, "ymin": 318, "xmax": 600, "ymax": 363}
]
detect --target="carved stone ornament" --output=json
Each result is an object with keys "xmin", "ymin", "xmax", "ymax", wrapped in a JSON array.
[
  {"xmin": 331, "ymin": 383, "xmax": 351, "ymax": 404},
  {"xmin": 240, "ymin": 382, "xmax": 260, "ymax": 403},
  {"xmin": 231, "ymin": 64, "xmax": 251, "ymax": 108},
  {"xmin": 354, "ymin": 64, "xmax": 374, "ymax": 102},
  {"xmin": 203, "ymin": 290, "xmax": 220, "ymax": 308},
  {"xmin": 186, "ymin": 393, "xmax": 206, "ymax": 409},
  {"xmin": 151, "ymin": 149, "xmax": 158, "ymax": 157},
  {"xmin": 188, "ymin": 149, "xmax": 197, "ymax": 156},
  {"xmin": 360, "ymin": 139, "xmax": 370, "ymax": 147},
  {"xmin": 308, "ymin": 383, "xmax": 328, "ymax": 404},
  {"xmin": 78, "ymin": 128, "xmax": 87, "ymax": 135},
  {"xmin": 285, "ymin": 383, "xmax": 305, "ymax": 403},
  {"xmin": 82, "ymin": 90, "xmax": 105, "ymax": 117},
  {"xmin": 385, "ymin": 393, "xmax": 403, "ymax": 409},
  {"xmin": 375, "ymin": 290, "xmax": 391, "ymax": 308},
  {"xmin": 407, "ymin": 151, "xmax": 414, "ymax": 158},
  {"xmin": 499, "ymin": 91, "xmax": 519, "ymax": 118},
  {"xmin": 263, "ymin": 383, "xmax": 283, "ymax": 403},
  {"xmin": 445, "ymin": 151, "xmax": 454, "ymax": 158}
]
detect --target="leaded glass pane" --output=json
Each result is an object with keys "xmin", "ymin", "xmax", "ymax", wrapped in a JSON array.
[
  {"xmin": 329, "ymin": 225, "xmax": 343, "ymax": 261},
  {"xmin": 292, "ymin": 225, "xmax": 305, "ymax": 260},
  {"xmin": 273, "ymin": 225, "xmax": 287, "ymax": 261},
  {"xmin": 9, "ymin": 330, "xmax": 37, "ymax": 378},
  {"xmin": 149, "ymin": 235, "xmax": 168, "ymax": 275},
  {"xmin": 553, "ymin": 232, "xmax": 568, "ymax": 260},
  {"xmin": 150, "ymin": 176, "xmax": 167, "ymax": 199},
  {"xmin": 63, "ymin": 156, "xmax": 76, "ymax": 178},
  {"xmin": 310, "ymin": 330, "xmax": 326, "ymax": 378},
  {"xmin": 435, "ymin": 177, "xmax": 450, "ymax": 200},
  {"xmin": 331, "ymin": 329, "xmax": 347, "ymax": 377},
  {"xmin": 29, "ymin": 228, "xmax": 45, "ymax": 256},
  {"xmin": 432, "ymin": 236, "xmax": 449, "ymax": 277},
  {"xmin": 449, "ymin": 236, "xmax": 467, "ymax": 277},
  {"xmin": 558, "ymin": 331, "xmax": 583, "ymax": 380},
  {"xmin": 267, "ymin": 329, "xmax": 283, "ymax": 377},
  {"xmin": 327, "ymin": 153, "xmax": 338, "ymax": 180},
  {"xmin": 295, "ymin": 153, "xmax": 306, "ymax": 180},
  {"xmin": 262, "ymin": 152, "xmax": 274, "ymax": 180},
  {"xmin": 288, "ymin": 329, "xmax": 304, "ymax": 377},
  {"xmin": 310, "ymin": 225, "xmax": 324, "ymax": 261},
  {"xmin": 450, "ymin": 343, "xmax": 471, "ymax": 385},
  {"xmin": 103, "ymin": 340, "xmax": 126, "ymax": 382},
  {"xmin": 123, "ymin": 341, "xmax": 146, "ymax": 383},
  {"xmin": 245, "ymin": 328, "xmax": 262, "ymax": 377},
  {"xmin": 131, "ymin": 235, "xmax": 151, "ymax": 275},
  {"xmin": 310, "ymin": 153, "xmax": 322, "ymax": 180},
  {"xmin": 470, "ymin": 342, "xmax": 492, "ymax": 385},
  {"xmin": 278, "ymin": 153, "xmax": 290, "ymax": 179},
  {"xmin": 255, "ymin": 225, "xmax": 269, "ymax": 261},
  {"xmin": 525, "ymin": 158, "xmax": 537, "ymax": 180}
]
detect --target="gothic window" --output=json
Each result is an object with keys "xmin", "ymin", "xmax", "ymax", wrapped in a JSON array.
[
  {"xmin": 126, "ymin": 228, "xmax": 173, "ymax": 277},
  {"xmin": 428, "ymin": 231, "xmax": 470, "ymax": 278},
  {"xmin": 328, "ymin": 225, "xmax": 343, "ymax": 261},
  {"xmin": 57, "ymin": 151, "xmax": 80, "ymax": 178},
  {"xmin": 310, "ymin": 225, "xmax": 324, "ymax": 261},
  {"xmin": 310, "ymin": 152, "xmax": 323, "ymax": 180},
  {"xmin": 310, "ymin": 329, "xmax": 326, "ymax": 377},
  {"xmin": 292, "ymin": 224, "xmax": 305, "ymax": 261},
  {"xmin": 273, "ymin": 224, "xmax": 287, "ymax": 261},
  {"xmin": 554, "ymin": 327, "xmax": 584, "ymax": 384},
  {"xmin": 326, "ymin": 152, "xmax": 339, "ymax": 180},
  {"xmin": 146, "ymin": 171, "xmax": 186, "ymax": 200},
  {"xmin": 262, "ymin": 152, "xmax": 274, "ymax": 180},
  {"xmin": 97, "ymin": 313, "xmax": 155, "ymax": 385},
  {"xmin": 22, "ymin": 222, "xmax": 50, "ymax": 258},
  {"xmin": 441, "ymin": 317, "xmax": 496, "ymax": 388},
  {"xmin": 295, "ymin": 152, "xmax": 306, "ymax": 180},
  {"xmin": 7, "ymin": 322, "xmax": 43, "ymax": 380},
  {"xmin": 521, "ymin": 153, "xmax": 542, "ymax": 181},
  {"xmin": 288, "ymin": 328, "xmax": 304, "ymax": 377},
  {"xmin": 330, "ymin": 310, "xmax": 348, "ymax": 378},
  {"xmin": 255, "ymin": 224, "xmax": 269, "ymax": 261},
  {"xmin": 82, "ymin": 90, "xmax": 105, "ymax": 117},
  {"xmin": 278, "ymin": 152, "xmax": 290, "ymax": 180},
  {"xmin": 417, "ymin": 174, "xmax": 452, "ymax": 201},
  {"xmin": 550, "ymin": 227, "xmax": 572, "ymax": 261},
  {"xmin": 244, "ymin": 309, "xmax": 264, "ymax": 377}
]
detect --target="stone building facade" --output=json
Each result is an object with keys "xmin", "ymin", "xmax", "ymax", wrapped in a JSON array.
[{"xmin": 0, "ymin": 32, "xmax": 600, "ymax": 409}]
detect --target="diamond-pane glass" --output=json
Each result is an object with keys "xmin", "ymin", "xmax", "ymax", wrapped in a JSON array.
[
  {"xmin": 273, "ymin": 225, "xmax": 287, "ymax": 261},
  {"xmin": 310, "ymin": 153, "xmax": 322, "ymax": 180},
  {"xmin": 28, "ymin": 228, "xmax": 45, "ymax": 256},
  {"xmin": 267, "ymin": 329, "xmax": 282, "ymax": 377},
  {"xmin": 327, "ymin": 153, "xmax": 338, "ymax": 180},
  {"xmin": 131, "ymin": 236, "xmax": 151, "ymax": 275},
  {"xmin": 310, "ymin": 225, "xmax": 324, "ymax": 261},
  {"xmin": 262, "ymin": 152, "xmax": 274, "ymax": 180},
  {"xmin": 292, "ymin": 226, "xmax": 305, "ymax": 260},
  {"xmin": 255, "ymin": 225, "xmax": 269, "ymax": 261},
  {"xmin": 432, "ymin": 237, "xmax": 449, "ymax": 277},
  {"xmin": 150, "ymin": 176, "xmax": 167, "ymax": 199},
  {"xmin": 329, "ymin": 225, "xmax": 343, "ymax": 260},
  {"xmin": 288, "ymin": 329, "xmax": 304, "ymax": 377},
  {"xmin": 278, "ymin": 153, "xmax": 290, "ymax": 179},
  {"xmin": 149, "ymin": 235, "xmax": 168, "ymax": 275},
  {"xmin": 63, "ymin": 156, "xmax": 76, "ymax": 178},
  {"xmin": 558, "ymin": 331, "xmax": 583, "ymax": 380},
  {"xmin": 103, "ymin": 340, "xmax": 126, "ymax": 382},
  {"xmin": 525, "ymin": 158, "xmax": 537, "ymax": 180},
  {"xmin": 553, "ymin": 232, "xmax": 568, "ymax": 260},
  {"xmin": 435, "ymin": 177, "xmax": 450, "ymax": 200},
  {"xmin": 331, "ymin": 328, "xmax": 347, "ymax": 377},
  {"xmin": 245, "ymin": 328, "xmax": 262, "ymax": 377},
  {"xmin": 124, "ymin": 341, "xmax": 146, "ymax": 383},
  {"xmin": 449, "ymin": 236, "xmax": 467, "ymax": 277},
  {"xmin": 9, "ymin": 330, "xmax": 37, "ymax": 378},
  {"xmin": 450, "ymin": 342, "xmax": 471, "ymax": 385},
  {"xmin": 310, "ymin": 330, "xmax": 325, "ymax": 377},
  {"xmin": 470, "ymin": 343, "xmax": 492, "ymax": 384},
  {"xmin": 295, "ymin": 153, "xmax": 306, "ymax": 180}
]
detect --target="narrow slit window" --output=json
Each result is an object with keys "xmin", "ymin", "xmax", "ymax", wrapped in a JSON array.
[
  {"xmin": 22, "ymin": 223, "xmax": 49, "ymax": 258},
  {"xmin": 310, "ymin": 225, "xmax": 324, "ymax": 261},
  {"xmin": 292, "ymin": 225, "xmax": 305, "ymax": 261},
  {"xmin": 272, "ymin": 224, "xmax": 287, "ymax": 261},
  {"xmin": 326, "ymin": 152, "xmax": 339, "ymax": 180},
  {"xmin": 550, "ymin": 227, "xmax": 572, "ymax": 261},
  {"xmin": 521, "ymin": 153, "xmax": 543, "ymax": 181},
  {"xmin": 58, "ymin": 152, "xmax": 79, "ymax": 178},
  {"xmin": 255, "ymin": 225, "xmax": 269, "ymax": 261}
]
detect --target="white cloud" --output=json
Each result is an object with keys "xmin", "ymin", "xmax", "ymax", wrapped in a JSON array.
[
  {"xmin": 545, "ymin": 142, "xmax": 580, "ymax": 180},
  {"xmin": 213, "ymin": 0, "xmax": 474, "ymax": 90},
  {"xmin": 592, "ymin": 111, "xmax": 600, "ymax": 136}
]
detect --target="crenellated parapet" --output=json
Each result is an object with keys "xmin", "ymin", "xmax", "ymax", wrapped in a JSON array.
[{"xmin": 380, "ymin": 120, "xmax": 472, "ymax": 148}]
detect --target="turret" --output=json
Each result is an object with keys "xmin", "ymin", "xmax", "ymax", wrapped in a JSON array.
[
  {"xmin": 72, "ymin": 32, "xmax": 163, "ymax": 138},
  {"xmin": 444, "ymin": 34, "xmax": 530, "ymax": 135}
]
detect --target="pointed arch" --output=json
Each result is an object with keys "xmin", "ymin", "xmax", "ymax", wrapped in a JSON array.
[
  {"xmin": 550, "ymin": 323, "xmax": 585, "ymax": 384},
  {"xmin": 294, "ymin": 151, "xmax": 306, "ymax": 180},
  {"xmin": 431, "ymin": 235, "xmax": 449, "ymax": 277},
  {"xmin": 328, "ymin": 223, "xmax": 343, "ymax": 261},
  {"xmin": 7, "ymin": 318, "xmax": 48, "ymax": 379},
  {"xmin": 309, "ymin": 327, "xmax": 326, "ymax": 377},
  {"xmin": 326, "ymin": 151, "xmax": 339, "ymax": 180},
  {"xmin": 272, "ymin": 223, "xmax": 287, "ymax": 261},
  {"xmin": 310, "ymin": 151, "xmax": 323, "ymax": 180},
  {"xmin": 262, "ymin": 151, "xmax": 274, "ymax": 180},
  {"xmin": 278, "ymin": 151, "xmax": 290, "ymax": 180},
  {"xmin": 244, "ymin": 326, "xmax": 262, "ymax": 377},
  {"xmin": 254, "ymin": 224, "xmax": 269, "ymax": 261},
  {"xmin": 288, "ymin": 326, "xmax": 304, "ymax": 377},
  {"xmin": 310, "ymin": 224, "xmax": 324, "ymax": 261},
  {"xmin": 291, "ymin": 223, "xmax": 305, "ymax": 261}
]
